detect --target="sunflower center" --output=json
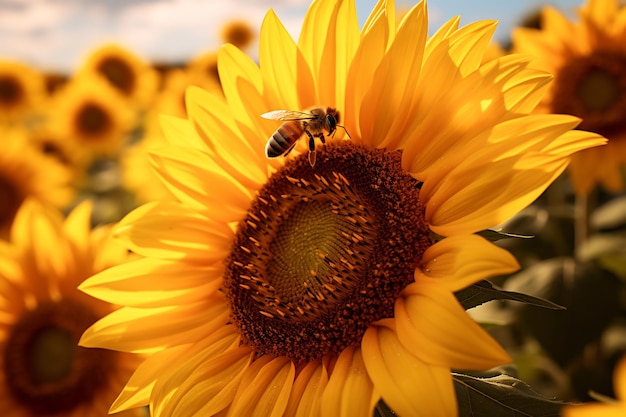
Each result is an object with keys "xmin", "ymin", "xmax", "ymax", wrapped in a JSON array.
[
  {"xmin": 76, "ymin": 102, "xmax": 112, "ymax": 137},
  {"xmin": 3, "ymin": 299, "xmax": 116, "ymax": 414},
  {"xmin": 0, "ymin": 75, "xmax": 24, "ymax": 107},
  {"xmin": 552, "ymin": 51, "xmax": 626, "ymax": 136},
  {"xmin": 96, "ymin": 57, "xmax": 136, "ymax": 96},
  {"xmin": 0, "ymin": 174, "xmax": 23, "ymax": 233},
  {"xmin": 224, "ymin": 142, "xmax": 432, "ymax": 362}
]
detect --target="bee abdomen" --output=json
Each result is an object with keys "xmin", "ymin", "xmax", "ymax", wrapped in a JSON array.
[{"xmin": 265, "ymin": 123, "xmax": 302, "ymax": 158}]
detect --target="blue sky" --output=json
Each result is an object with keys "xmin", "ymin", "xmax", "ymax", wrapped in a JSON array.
[{"xmin": 0, "ymin": 0, "xmax": 582, "ymax": 73}]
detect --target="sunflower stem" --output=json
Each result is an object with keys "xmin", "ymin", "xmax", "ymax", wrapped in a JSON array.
[{"xmin": 574, "ymin": 189, "xmax": 596, "ymax": 250}]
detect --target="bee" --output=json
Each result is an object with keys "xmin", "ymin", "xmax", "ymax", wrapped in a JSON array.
[{"xmin": 261, "ymin": 106, "xmax": 349, "ymax": 167}]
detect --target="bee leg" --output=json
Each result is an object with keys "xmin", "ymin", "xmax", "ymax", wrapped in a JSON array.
[
  {"xmin": 305, "ymin": 130, "xmax": 316, "ymax": 167},
  {"xmin": 284, "ymin": 141, "xmax": 298, "ymax": 156}
]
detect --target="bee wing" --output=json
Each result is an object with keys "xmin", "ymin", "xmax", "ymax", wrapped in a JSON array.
[{"xmin": 261, "ymin": 110, "xmax": 317, "ymax": 121}]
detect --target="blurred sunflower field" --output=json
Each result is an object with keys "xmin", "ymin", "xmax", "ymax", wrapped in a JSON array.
[{"xmin": 1, "ymin": 0, "xmax": 626, "ymax": 416}]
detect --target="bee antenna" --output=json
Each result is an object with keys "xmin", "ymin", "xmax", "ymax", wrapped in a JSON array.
[{"xmin": 338, "ymin": 124, "xmax": 351, "ymax": 139}]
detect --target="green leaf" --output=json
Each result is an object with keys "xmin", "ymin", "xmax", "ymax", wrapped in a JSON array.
[
  {"xmin": 455, "ymin": 280, "xmax": 565, "ymax": 310},
  {"xmin": 591, "ymin": 196, "xmax": 626, "ymax": 230},
  {"xmin": 477, "ymin": 229, "xmax": 534, "ymax": 242},
  {"xmin": 453, "ymin": 371, "xmax": 567, "ymax": 417},
  {"xmin": 373, "ymin": 400, "xmax": 398, "ymax": 417}
]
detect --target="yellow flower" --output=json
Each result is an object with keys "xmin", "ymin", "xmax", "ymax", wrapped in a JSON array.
[
  {"xmin": 49, "ymin": 73, "xmax": 136, "ymax": 163},
  {"xmin": 0, "ymin": 200, "xmax": 143, "ymax": 416},
  {"xmin": 0, "ymin": 128, "xmax": 72, "ymax": 238},
  {"xmin": 562, "ymin": 355, "xmax": 626, "ymax": 417},
  {"xmin": 0, "ymin": 60, "xmax": 46, "ymax": 125},
  {"xmin": 512, "ymin": 0, "xmax": 626, "ymax": 195},
  {"xmin": 80, "ymin": 0, "xmax": 606, "ymax": 416},
  {"xmin": 78, "ymin": 44, "xmax": 159, "ymax": 110}
]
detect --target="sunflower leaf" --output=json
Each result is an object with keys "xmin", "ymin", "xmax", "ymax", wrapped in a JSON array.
[
  {"xmin": 453, "ymin": 371, "xmax": 566, "ymax": 417},
  {"xmin": 476, "ymin": 229, "xmax": 534, "ymax": 242},
  {"xmin": 373, "ymin": 400, "xmax": 398, "ymax": 417},
  {"xmin": 454, "ymin": 280, "xmax": 565, "ymax": 310}
]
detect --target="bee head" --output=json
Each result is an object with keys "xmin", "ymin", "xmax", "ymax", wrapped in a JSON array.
[{"xmin": 326, "ymin": 107, "xmax": 339, "ymax": 135}]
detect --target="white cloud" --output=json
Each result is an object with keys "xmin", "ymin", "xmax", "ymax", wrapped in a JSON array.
[{"xmin": 0, "ymin": 0, "xmax": 310, "ymax": 73}]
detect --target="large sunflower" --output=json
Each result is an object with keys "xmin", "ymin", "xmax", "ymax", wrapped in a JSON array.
[
  {"xmin": 80, "ymin": 0, "xmax": 606, "ymax": 416},
  {"xmin": 0, "ymin": 200, "xmax": 143, "ymax": 416},
  {"xmin": 512, "ymin": 0, "xmax": 626, "ymax": 195},
  {"xmin": 0, "ymin": 128, "xmax": 72, "ymax": 238}
]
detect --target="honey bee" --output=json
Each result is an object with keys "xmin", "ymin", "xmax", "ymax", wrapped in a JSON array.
[{"xmin": 261, "ymin": 106, "xmax": 349, "ymax": 167}]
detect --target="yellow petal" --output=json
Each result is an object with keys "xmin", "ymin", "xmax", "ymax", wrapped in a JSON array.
[
  {"xmin": 424, "ymin": 157, "xmax": 568, "ymax": 236},
  {"xmin": 361, "ymin": 323, "xmax": 457, "ymax": 417},
  {"xmin": 186, "ymin": 86, "xmax": 268, "ymax": 183},
  {"xmin": 80, "ymin": 294, "xmax": 230, "ymax": 352},
  {"xmin": 227, "ymin": 356, "xmax": 295, "ymax": 417},
  {"xmin": 362, "ymin": 2, "xmax": 427, "ymax": 150},
  {"xmin": 259, "ymin": 9, "xmax": 305, "ymax": 111},
  {"xmin": 156, "ymin": 347, "xmax": 254, "ymax": 417},
  {"xmin": 394, "ymin": 279, "xmax": 511, "ymax": 369},
  {"xmin": 114, "ymin": 201, "xmax": 233, "ymax": 263},
  {"xmin": 284, "ymin": 361, "xmax": 328, "ymax": 417},
  {"xmin": 110, "ymin": 344, "xmax": 191, "ymax": 412},
  {"xmin": 614, "ymin": 355, "xmax": 626, "ymax": 401},
  {"xmin": 79, "ymin": 258, "xmax": 222, "ymax": 308},
  {"xmin": 419, "ymin": 234, "xmax": 519, "ymax": 291},
  {"xmin": 561, "ymin": 403, "xmax": 626, "ymax": 417},
  {"xmin": 148, "ymin": 147, "xmax": 253, "ymax": 222},
  {"xmin": 321, "ymin": 346, "xmax": 377, "ymax": 417}
]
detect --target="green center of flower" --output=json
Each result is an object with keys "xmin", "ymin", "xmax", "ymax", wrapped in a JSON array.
[
  {"xmin": 0, "ymin": 174, "xmax": 23, "ymax": 234},
  {"xmin": 552, "ymin": 51, "xmax": 626, "ymax": 137},
  {"xmin": 224, "ymin": 142, "xmax": 432, "ymax": 362},
  {"xmin": 3, "ymin": 299, "xmax": 116, "ymax": 414},
  {"xmin": 96, "ymin": 57, "xmax": 136, "ymax": 96},
  {"xmin": 0, "ymin": 75, "xmax": 24, "ymax": 107},
  {"xmin": 76, "ymin": 102, "xmax": 112, "ymax": 137}
]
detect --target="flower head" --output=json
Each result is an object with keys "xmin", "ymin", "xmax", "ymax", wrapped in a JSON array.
[
  {"xmin": 512, "ymin": 0, "xmax": 626, "ymax": 195},
  {"xmin": 0, "ymin": 60, "xmax": 46, "ymax": 125},
  {"xmin": 0, "ymin": 128, "xmax": 72, "ymax": 237},
  {"xmin": 48, "ymin": 73, "xmax": 136, "ymax": 163},
  {"xmin": 78, "ymin": 44, "xmax": 159, "ymax": 110},
  {"xmin": 80, "ymin": 0, "xmax": 605, "ymax": 416},
  {"xmin": 0, "ymin": 200, "xmax": 142, "ymax": 416}
]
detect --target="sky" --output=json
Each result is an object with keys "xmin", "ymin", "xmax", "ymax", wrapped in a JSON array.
[{"xmin": 0, "ymin": 0, "xmax": 583, "ymax": 74}]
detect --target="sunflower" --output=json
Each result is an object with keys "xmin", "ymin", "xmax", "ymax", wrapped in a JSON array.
[
  {"xmin": 49, "ymin": 73, "xmax": 135, "ymax": 163},
  {"xmin": 0, "ymin": 128, "xmax": 72, "ymax": 238},
  {"xmin": 512, "ymin": 0, "xmax": 626, "ymax": 195},
  {"xmin": 78, "ymin": 44, "xmax": 159, "ymax": 110},
  {"xmin": 0, "ymin": 199, "xmax": 144, "ymax": 416},
  {"xmin": 0, "ymin": 60, "xmax": 46, "ymax": 125},
  {"xmin": 220, "ymin": 19, "xmax": 256, "ymax": 50},
  {"xmin": 79, "ymin": 0, "xmax": 606, "ymax": 416},
  {"xmin": 562, "ymin": 355, "xmax": 626, "ymax": 416}
]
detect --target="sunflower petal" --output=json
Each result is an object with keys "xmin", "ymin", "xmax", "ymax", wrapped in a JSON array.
[
  {"xmin": 79, "ymin": 258, "xmax": 222, "ymax": 307},
  {"xmin": 361, "ymin": 323, "xmax": 457, "ymax": 417},
  {"xmin": 395, "ymin": 279, "xmax": 511, "ymax": 369},
  {"xmin": 284, "ymin": 361, "xmax": 328, "ymax": 417},
  {"xmin": 419, "ymin": 234, "xmax": 519, "ymax": 291},
  {"xmin": 321, "ymin": 346, "xmax": 377, "ymax": 417},
  {"xmin": 156, "ymin": 347, "xmax": 254, "ymax": 417},
  {"xmin": 113, "ymin": 201, "xmax": 233, "ymax": 263},
  {"xmin": 226, "ymin": 356, "xmax": 295, "ymax": 417},
  {"xmin": 80, "ymin": 295, "xmax": 230, "ymax": 352},
  {"xmin": 148, "ymin": 147, "xmax": 253, "ymax": 222}
]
